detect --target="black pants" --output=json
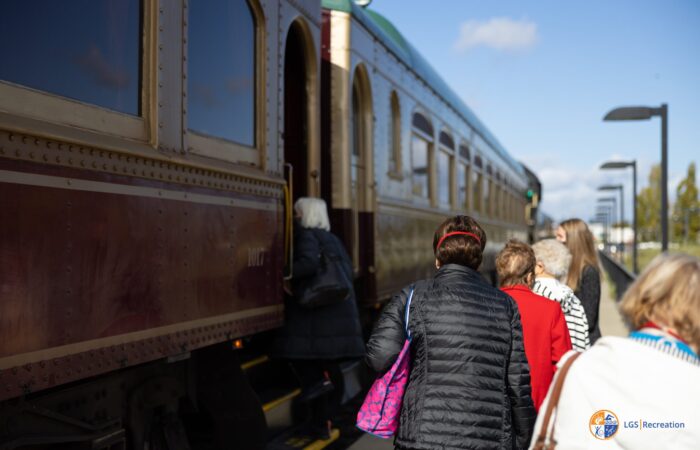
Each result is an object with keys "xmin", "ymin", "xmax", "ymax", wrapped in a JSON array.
[{"xmin": 290, "ymin": 360, "xmax": 337, "ymax": 430}]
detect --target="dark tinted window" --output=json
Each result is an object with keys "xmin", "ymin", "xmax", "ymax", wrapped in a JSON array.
[
  {"xmin": 439, "ymin": 131, "xmax": 454, "ymax": 150},
  {"xmin": 459, "ymin": 144, "xmax": 470, "ymax": 160},
  {"xmin": 437, "ymin": 150, "xmax": 451, "ymax": 206},
  {"xmin": 411, "ymin": 135, "xmax": 429, "ymax": 198},
  {"xmin": 0, "ymin": 0, "xmax": 141, "ymax": 116},
  {"xmin": 389, "ymin": 91, "xmax": 401, "ymax": 173},
  {"xmin": 188, "ymin": 0, "xmax": 255, "ymax": 147},
  {"xmin": 412, "ymin": 112, "xmax": 433, "ymax": 137}
]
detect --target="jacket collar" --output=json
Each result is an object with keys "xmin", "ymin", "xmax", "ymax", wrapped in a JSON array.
[
  {"xmin": 500, "ymin": 284, "xmax": 532, "ymax": 294},
  {"xmin": 434, "ymin": 264, "xmax": 483, "ymax": 281}
]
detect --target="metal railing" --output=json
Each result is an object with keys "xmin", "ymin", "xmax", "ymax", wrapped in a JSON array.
[{"xmin": 598, "ymin": 251, "xmax": 636, "ymax": 301}]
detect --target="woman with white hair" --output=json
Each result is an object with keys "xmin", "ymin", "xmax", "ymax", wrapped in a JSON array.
[
  {"xmin": 272, "ymin": 197, "xmax": 364, "ymax": 438},
  {"xmin": 532, "ymin": 239, "xmax": 591, "ymax": 351}
]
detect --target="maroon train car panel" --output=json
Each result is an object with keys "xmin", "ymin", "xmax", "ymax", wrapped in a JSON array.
[{"xmin": 0, "ymin": 157, "xmax": 284, "ymax": 401}]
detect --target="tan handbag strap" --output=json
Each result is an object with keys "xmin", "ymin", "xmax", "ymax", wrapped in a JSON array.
[{"xmin": 533, "ymin": 352, "xmax": 581, "ymax": 449}]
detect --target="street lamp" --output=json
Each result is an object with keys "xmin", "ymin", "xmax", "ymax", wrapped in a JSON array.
[
  {"xmin": 598, "ymin": 197, "xmax": 617, "ymax": 227},
  {"xmin": 596, "ymin": 208, "xmax": 611, "ymax": 247},
  {"xmin": 599, "ymin": 184, "xmax": 624, "ymax": 261},
  {"xmin": 600, "ymin": 160, "xmax": 638, "ymax": 273},
  {"xmin": 593, "ymin": 215, "xmax": 608, "ymax": 246},
  {"xmin": 603, "ymin": 104, "xmax": 668, "ymax": 252}
]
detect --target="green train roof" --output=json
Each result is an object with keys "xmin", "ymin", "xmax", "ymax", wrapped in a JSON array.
[{"xmin": 322, "ymin": 0, "xmax": 525, "ymax": 177}]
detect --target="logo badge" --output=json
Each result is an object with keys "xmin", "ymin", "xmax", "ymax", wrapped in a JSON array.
[{"xmin": 590, "ymin": 410, "xmax": 619, "ymax": 440}]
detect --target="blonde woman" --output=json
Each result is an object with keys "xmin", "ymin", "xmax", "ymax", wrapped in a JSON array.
[
  {"xmin": 530, "ymin": 254, "xmax": 700, "ymax": 449},
  {"xmin": 532, "ymin": 239, "xmax": 590, "ymax": 351},
  {"xmin": 556, "ymin": 218, "xmax": 601, "ymax": 344}
]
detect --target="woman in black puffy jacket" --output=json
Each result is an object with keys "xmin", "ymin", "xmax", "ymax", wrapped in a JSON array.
[{"xmin": 366, "ymin": 215, "xmax": 536, "ymax": 450}]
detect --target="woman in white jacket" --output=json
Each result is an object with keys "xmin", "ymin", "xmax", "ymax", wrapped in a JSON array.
[{"xmin": 530, "ymin": 253, "xmax": 700, "ymax": 450}]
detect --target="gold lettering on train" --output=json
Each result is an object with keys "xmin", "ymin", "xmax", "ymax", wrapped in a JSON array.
[{"xmin": 247, "ymin": 247, "xmax": 266, "ymax": 267}]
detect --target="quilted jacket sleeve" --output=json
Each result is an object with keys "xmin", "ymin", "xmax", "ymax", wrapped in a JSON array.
[
  {"xmin": 506, "ymin": 300, "xmax": 537, "ymax": 449},
  {"xmin": 365, "ymin": 287, "xmax": 410, "ymax": 374}
]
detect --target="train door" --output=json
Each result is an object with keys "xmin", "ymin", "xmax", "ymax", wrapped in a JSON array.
[
  {"xmin": 349, "ymin": 67, "xmax": 376, "ymax": 303},
  {"xmin": 284, "ymin": 23, "xmax": 309, "ymax": 200}
]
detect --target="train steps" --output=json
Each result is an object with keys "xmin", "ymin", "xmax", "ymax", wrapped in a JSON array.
[{"xmin": 240, "ymin": 353, "xmax": 342, "ymax": 450}]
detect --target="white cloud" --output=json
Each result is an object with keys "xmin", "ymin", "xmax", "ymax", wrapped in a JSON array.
[{"xmin": 454, "ymin": 17, "xmax": 538, "ymax": 52}]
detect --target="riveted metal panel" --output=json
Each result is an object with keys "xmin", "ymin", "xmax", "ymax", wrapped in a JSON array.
[{"xmin": 157, "ymin": 0, "xmax": 184, "ymax": 153}]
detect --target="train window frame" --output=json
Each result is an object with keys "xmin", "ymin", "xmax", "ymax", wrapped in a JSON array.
[
  {"xmin": 410, "ymin": 110, "xmax": 433, "ymax": 203},
  {"xmin": 184, "ymin": 0, "xmax": 265, "ymax": 167},
  {"xmin": 387, "ymin": 90, "xmax": 402, "ymax": 179},
  {"xmin": 0, "ymin": 0, "xmax": 154, "ymax": 144}
]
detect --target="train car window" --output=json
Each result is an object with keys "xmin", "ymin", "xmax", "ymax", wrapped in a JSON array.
[
  {"xmin": 0, "ymin": 0, "xmax": 141, "ymax": 116},
  {"xmin": 412, "ymin": 112, "xmax": 433, "ymax": 137},
  {"xmin": 437, "ymin": 149, "xmax": 452, "ymax": 208},
  {"xmin": 472, "ymin": 163, "xmax": 482, "ymax": 213},
  {"xmin": 188, "ymin": 0, "xmax": 255, "ymax": 147},
  {"xmin": 457, "ymin": 161, "xmax": 469, "ymax": 210},
  {"xmin": 482, "ymin": 164, "xmax": 493, "ymax": 217},
  {"xmin": 437, "ymin": 130, "xmax": 454, "ymax": 208},
  {"xmin": 439, "ymin": 131, "xmax": 455, "ymax": 150},
  {"xmin": 411, "ymin": 134, "xmax": 430, "ymax": 199},
  {"xmin": 459, "ymin": 144, "xmax": 470, "ymax": 160},
  {"xmin": 388, "ymin": 91, "xmax": 401, "ymax": 175},
  {"xmin": 495, "ymin": 172, "xmax": 502, "ymax": 219}
]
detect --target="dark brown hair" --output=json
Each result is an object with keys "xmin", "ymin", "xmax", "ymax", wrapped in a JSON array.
[
  {"xmin": 433, "ymin": 216, "xmax": 487, "ymax": 270},
  {"xmin": 496, "ymin": 239, "xmax": 536, "ymax": 287}
]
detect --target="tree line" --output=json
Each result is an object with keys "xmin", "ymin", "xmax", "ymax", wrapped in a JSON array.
[{"xmin": 636, "ymin": 162, "xmax": 699, "ymax": 243}]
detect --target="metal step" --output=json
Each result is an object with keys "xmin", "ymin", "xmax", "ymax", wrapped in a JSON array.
[{"xmin": 262, "ymin": 387, "xmax": 302, "ymax": 436}]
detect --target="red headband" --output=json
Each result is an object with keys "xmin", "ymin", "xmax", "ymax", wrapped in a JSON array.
[{"xmin": 436, "ymin": 231, "xmax": 481, "ymax": 251}]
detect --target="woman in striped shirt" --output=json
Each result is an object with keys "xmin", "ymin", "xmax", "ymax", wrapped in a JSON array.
[{"xmin": 531, "ymin": 239, "xmax": 591, "ymax": 351}]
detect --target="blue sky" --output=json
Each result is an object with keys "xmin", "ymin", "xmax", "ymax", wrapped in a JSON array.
[{"xmin": 370, "ymin": 0, "xmax": 700, "ymax": 222}]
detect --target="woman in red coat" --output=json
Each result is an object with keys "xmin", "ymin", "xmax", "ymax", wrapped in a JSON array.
[{"xmin": 496, "ymin": 239, "xmax": 572, "ymax": 411}]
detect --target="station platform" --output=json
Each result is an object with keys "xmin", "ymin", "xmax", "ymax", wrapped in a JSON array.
[{"xmin": 344, "ymin": 278, "xmax": 629, "ymax": 450}]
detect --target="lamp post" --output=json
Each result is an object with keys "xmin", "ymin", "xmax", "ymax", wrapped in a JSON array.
[
  {"xmin": 601, "ymin": 160, "xmax": 638, "ymax": 273},
  {"xmin": 599, "ymin": 184, "xmax": 624, "ymax": 261},
  {"xmin": 593, "ymin": 215, "xmax": 608, "ymax": 246},
  {"xmin": 603, "ymin": 104, "xmax": 668, "ymax": 252},
  {"xmin": 598, "ymin": 197, "xmax": 617, "ymax": 230},
  {"xmin": 596, "ymin": 206, "xmax": 612, "ymax": 248}
]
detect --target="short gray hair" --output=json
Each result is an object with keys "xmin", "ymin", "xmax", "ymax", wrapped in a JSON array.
[
  {"xmin": 294, "ymin": 197, "xmax": 331, "ymax": 231},
  {"xmin": 532, "ymin": 239, "xmax": 571, "ymax": 278}
]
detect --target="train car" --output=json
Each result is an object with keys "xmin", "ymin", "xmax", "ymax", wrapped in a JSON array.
[
  {"xmin": 0, "ymin": 0, "xmax": 323, "ymax": 448},
  {"xmin": 321, "ymin": 0, "xmax": 531, "ymax": 299},
  {"xmin": 0, "ymin": 0, "xmax": 544, "ymax": 447}
]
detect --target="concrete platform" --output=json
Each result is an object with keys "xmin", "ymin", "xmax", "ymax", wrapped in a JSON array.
[
  {"xmin": 598, "ymin": 278, "xmax": 630, "ymax": 338},
  {"xmin": 346, "ymin": 434, "xmax": 394, "ymax": 450}
]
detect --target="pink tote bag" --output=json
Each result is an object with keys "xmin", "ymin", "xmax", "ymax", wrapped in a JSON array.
[{"xmin": 356, "ymin": 287, "xmax": 415, "ymax": 438}]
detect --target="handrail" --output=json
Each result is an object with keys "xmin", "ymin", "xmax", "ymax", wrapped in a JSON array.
[
  {"xmin": 283, "ymin": 163, "xmax": 294, "ymax": 280},
  {"xmin": 598, "ymin": 250, "xmax": 636, "ymax": 301}
]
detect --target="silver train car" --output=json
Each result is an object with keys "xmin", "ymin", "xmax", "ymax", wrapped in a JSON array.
[{"xmin": 320, "ymin": 0, "xmax": 533, "ymax": 301}]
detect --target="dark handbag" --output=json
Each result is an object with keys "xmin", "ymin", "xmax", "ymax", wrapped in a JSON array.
[{"xmin": 294, "ymin": 232, "xmax": 352, "ymax": 308}]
